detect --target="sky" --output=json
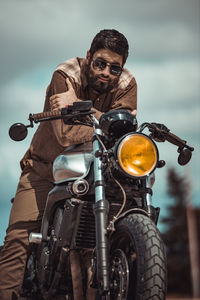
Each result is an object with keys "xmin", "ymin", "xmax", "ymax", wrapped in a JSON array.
[{"xmin": 0, "ymin": 0, "xmax": 200, "ymax": 244}]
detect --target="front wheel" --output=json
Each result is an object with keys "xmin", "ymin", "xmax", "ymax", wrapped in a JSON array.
[{"xmin": 109, "ymin": 213, "xmax": 167, "ymax": 300}]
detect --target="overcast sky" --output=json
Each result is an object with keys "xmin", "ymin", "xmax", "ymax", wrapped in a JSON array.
[{"xmin": 0, "ymin": 0, "xmax": 200, "ymax": 243}]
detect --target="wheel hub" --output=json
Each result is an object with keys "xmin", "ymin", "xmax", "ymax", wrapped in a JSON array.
[{"xmin": 110, "ymin": 249, "xmax": 129, "ymax": 300}]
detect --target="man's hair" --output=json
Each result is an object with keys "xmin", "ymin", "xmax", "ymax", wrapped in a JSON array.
[{"xmin": 89, "ymin": 29, "xmax": 129, "ymax": 65}]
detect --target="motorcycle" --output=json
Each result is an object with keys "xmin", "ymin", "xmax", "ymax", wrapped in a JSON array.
[{"xmin": 8, "ymin": 100, "xmax": 194, "ymax": 299}]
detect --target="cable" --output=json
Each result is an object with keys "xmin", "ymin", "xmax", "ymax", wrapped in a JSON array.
[{"xmin": 92, "ymin": 124, "xmax": 127, "ymax": 230}]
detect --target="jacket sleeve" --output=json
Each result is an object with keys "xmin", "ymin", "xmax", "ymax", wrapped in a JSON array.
[
  {"xmin": 47, "ymin": 70, "xmax": 137, "ymax": 147},
  {"xmin": 111, "ymin": 77, "xmax": 137, "ymax": 112},
  {"xmin": 47, "ymin": 71, "xmax": 102, "ymax": 147}
]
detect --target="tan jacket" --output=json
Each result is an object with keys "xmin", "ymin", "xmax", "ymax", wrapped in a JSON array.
[{"xmin": 20, "ymin": 57, "xmax": 137, "ymax": 181}]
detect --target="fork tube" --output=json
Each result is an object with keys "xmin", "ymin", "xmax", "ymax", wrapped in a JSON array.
[
  {"xmin": 93, "ymin": 128, "xmax": 105, "ymax": 202},
  {"xmin": 146, "ymin": 175, "xmax": 152, "ymax": 207},
  {"xmin": 146, "ymin": 175, "xmax": 155, "ymax": 221},
  {"xmin": 93, "ymin": 126, "xmax": 110, "ymax": 295}
]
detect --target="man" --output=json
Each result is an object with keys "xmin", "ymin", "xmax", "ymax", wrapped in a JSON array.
[{"xmin": 0, "ymin": 29, "xmax": 137, "ymax": 299}]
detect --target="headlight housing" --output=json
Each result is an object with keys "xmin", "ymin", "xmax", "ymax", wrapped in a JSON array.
[{"xmin": 117, "ymin": 133, "xmax": 158, "ymax": 178}]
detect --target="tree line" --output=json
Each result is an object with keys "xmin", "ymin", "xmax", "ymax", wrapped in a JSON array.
[{"xmin": 161, "ymin": 168, "xmax": 200, "ymax": 297}]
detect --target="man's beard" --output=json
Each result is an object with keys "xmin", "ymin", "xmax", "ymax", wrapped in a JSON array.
[{"xmin": 86, "ymin": 65, "xmax": 119, "ymax": 94}]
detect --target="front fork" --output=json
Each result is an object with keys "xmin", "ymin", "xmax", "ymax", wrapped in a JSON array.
[
  {"xmin": 146, "ymin": 175, "xmax": 160, "ymax": 224},
  {"xmin": 92, "ymin": 125, "xmax": 110, "ymax": 296}
]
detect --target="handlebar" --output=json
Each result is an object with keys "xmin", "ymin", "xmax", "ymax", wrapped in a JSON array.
[
  {"xmin": 166, "ymin": 131, "xmax": 190, "ymax": 150},
  {"xmin": 30, "ymin": 115, "xmax": 194, "ymax": 166},
  {"xmin": 31, "ymin": 110, "xmax": 62, "ymax": 123},
  {"xmin": 30, "ymin": 100, "xmax": 94, "ymax": 124},
  {"xmin": 9, "ymin": 101, "xmax": 95, "ymax": 142},
  {"xmin": 9, "ymin": 107, "xmax": 194, "ymax": 166},
  {"xmin": 138, "ymin": 122, "xmax": 194, "ymax": 166}
]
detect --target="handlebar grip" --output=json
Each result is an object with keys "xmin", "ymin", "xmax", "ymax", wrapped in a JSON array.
[
  {"xmin": 166, "ymin": 132, "xmax": 186, "ymax": 147},
  {"xmin": 31, "ymin": 110, "xmax": 61, "ymax": 122}
]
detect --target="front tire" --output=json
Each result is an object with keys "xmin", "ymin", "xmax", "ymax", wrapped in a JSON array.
[{"xmin": 110, "ymin": 213, "xmax": 167, "ymax": 300}]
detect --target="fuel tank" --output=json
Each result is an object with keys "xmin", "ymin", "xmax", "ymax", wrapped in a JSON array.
[{"xmin": 53, "ymin": 143, "xmax": 93, "ymax": 183}]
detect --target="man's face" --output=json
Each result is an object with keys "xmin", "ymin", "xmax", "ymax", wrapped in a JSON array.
[{"xmin": 86, "ymin": 49, "xmax": 123, "ymax": 94}]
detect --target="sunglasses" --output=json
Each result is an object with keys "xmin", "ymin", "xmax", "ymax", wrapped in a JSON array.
[{"xmin": 92, "ymin": 58, "xmax": 123, "ymax": 76}]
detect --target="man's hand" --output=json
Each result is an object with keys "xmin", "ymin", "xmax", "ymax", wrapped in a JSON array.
[
  {"xmin": 131, "ymin": 109, "xmax": 137, "ymax": 116},
  {"xmin": 49, "ymin": 78, "xmax": 78, "ymax": 111}
]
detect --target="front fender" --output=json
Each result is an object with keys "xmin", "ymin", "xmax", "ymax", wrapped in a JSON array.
[{"xmin": 112, "ymin": 208, "xmax": 149, "ymax": 228}]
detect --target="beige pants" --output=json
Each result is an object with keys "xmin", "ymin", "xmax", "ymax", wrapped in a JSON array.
[
  {"xmin": 0, "ymin": 166, "xmax": 54, "ymax": 300},
  {"xmin": 0, "ymin": 143, "xmax": 95, "ymax": 300}
]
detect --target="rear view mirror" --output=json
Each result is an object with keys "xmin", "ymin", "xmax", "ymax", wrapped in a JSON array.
[
  {"xmin": 9, "ymin": 123, "xmax": 28, "ymax": 141},
  {"xmin": 178, "ymin": 148, "xmax": 192, "ymax": 166}
]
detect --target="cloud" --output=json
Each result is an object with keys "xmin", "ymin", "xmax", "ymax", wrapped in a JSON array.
[
  {"xmin": 0, "ymin": 0, "xmax": 199, "ymax": 85},
  {"xmin": 128, "ymin": 59, "xmax": 200, "ymax": 134},
  {"xmin": 0, "ymin": 69, "xmax": 51, "ymax": 120}
]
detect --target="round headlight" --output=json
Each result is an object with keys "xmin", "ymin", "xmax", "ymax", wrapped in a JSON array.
[{"xmin": 117, "ymin": 133, "xmax": 158, "ymax": 177}]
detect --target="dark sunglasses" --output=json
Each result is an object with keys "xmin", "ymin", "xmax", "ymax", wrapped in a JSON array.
[{"xmin": 92, "ymin": 58, "xmax": 123, "ymax": 76}]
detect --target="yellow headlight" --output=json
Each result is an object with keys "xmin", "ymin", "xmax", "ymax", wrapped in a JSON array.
[{"xmin": 117, "ymin": 133, "xmax": 158, "ymax": 177}]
